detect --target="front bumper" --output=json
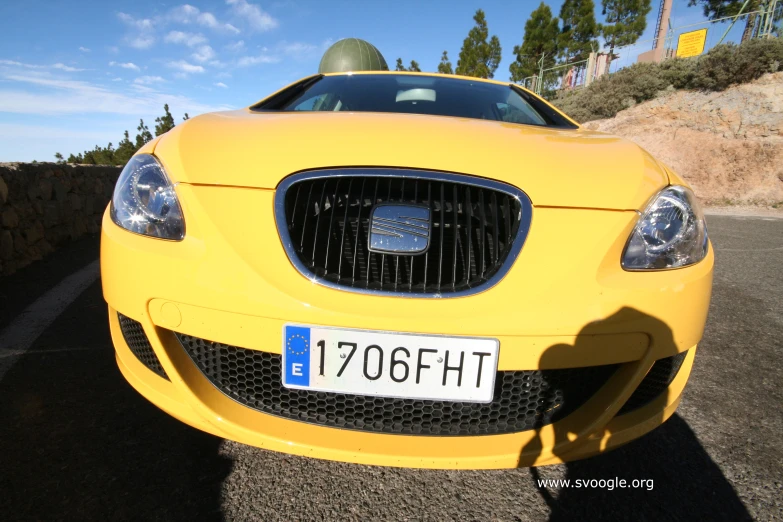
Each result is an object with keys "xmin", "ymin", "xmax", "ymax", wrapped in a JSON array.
[{"xmin": 101, "ymin": 184, "xmax": 713, "ymax": 468}]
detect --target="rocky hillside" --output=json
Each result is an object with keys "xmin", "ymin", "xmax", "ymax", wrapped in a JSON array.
[{"xmin": 585, "ymin": 72, "xmax": 783, "ymax": 206}]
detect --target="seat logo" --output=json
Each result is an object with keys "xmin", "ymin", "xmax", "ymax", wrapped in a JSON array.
[{"xmin": 368, "ymin": 204, "xmax": 431, "ymax": 255}]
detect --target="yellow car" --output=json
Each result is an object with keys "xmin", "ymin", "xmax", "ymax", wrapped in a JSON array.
[{"xmin": 102, "ymin": 71, "xmax": 713, "ymax": 469}]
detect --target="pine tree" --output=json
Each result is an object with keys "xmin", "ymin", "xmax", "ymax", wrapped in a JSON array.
[
  {"xmin": 183, "ymin": 113, "xmax": 190, "ymax": 121},
  {"xmin": 437, "ymin": 51, "xmax": 453, "ymax": 74},
  {"xmin": 395, "ymin": 58, "xmax": 406, "ymax": 71},
  {"xmin": 408, "ymin": 60, "xmax": 421, "ymax": 72},
  {"xmin": 688, "ymin": 0, "xmax": 762, "ymax": 42},
  {"xmin": 456, "ymin": 9, "xmax": 502, "ymax": 78},
  {"xmin": 154, "ymin": 104, "xmax": 176, "ymax": 136},
  {"xmin": 135, "ymin": 119, "xmax": 153, "ymax": 149},
  {"xmin": 559, "ymin": 0, "xmax": 599, "ymax": 63},
  {"xmin": 600, "ymin": 0, "xmax": 652, "ymax": 62},
  {"xmin": 114, "ymin": 130, "xmax": 137, "ymax": 165},
  {"xmin": 509, "ymin": 2, "xmax": 560, "ymax": 82},
  {"xmin": 54, "ymin": 152, "xmax": 64, "ymax": 164}
]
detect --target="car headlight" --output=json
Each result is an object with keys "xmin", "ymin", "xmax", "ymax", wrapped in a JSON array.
[
  {"xmin": 110, "ymin": 154, "xmax": 185, "ymax": 240},
  {"xmin": 622, "ymin": 185, "xmax": 708, "ymax": 270}
]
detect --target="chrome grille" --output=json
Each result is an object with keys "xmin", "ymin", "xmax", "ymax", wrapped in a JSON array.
[{"xmin": 275, "ymin": 169, "xmax": 532, "ymax": 296}]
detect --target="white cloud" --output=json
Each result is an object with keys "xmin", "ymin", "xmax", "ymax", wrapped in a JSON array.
[
  {"xmin": 128, "ymin": 35, "xmax": 156, "ymax": 49},
  {"xmin": 169, "ymin": 4, "xmax": 241, "ymax": 33},
  {"xmin": 52, "ymin": 63, "xmax": 85, "ymax": 72},
  {"xmin": 237, "ymin": 54, "xmax": 280, "ymax": 66},
  {"xmin": 226, "ymin": 0, "xmax": 278, "ymax": 31},
  {"xmin": 111, "ymin": 78, "xmax": 123, "ymax": 82},
  {"xmin": 166, "ymin": 60, "xmax": 205, "ymax": 73},
  {"xmin": 226, "ymin": 40, "xmax": 245, "ymax": 51},
  {"xmin": 117, "ymin": 12, "xmax": 154, "ymax": 31},
  {"xmin": 109, "ymin": 61, "xmax": 141, "ymax": 71},
  {"xmin": 164, "ymin": 30, "xmax": 208, "ymax": 47},
  {"xmin": 0, "ymin": 72, "xmax": 230, "ymax": 116},
  {"xmin": 133, "ymin": 75, "xmax": 166, "ymax": 84},
  {"xmin": 117, "ymin": 12, "xmax": 156, "ymax": 49},
  {"xmin": 192, "ymin": 45, "xmax": 216, "ymax": 62},
  {"xmin": 214, "ymin": 82, "xmax": 228, "ymax": 88},
  {"xmin": 278, "ymin": 41, "xmax": 317, "ymax": 57},
  {"xmin": 0, "ymin": 60, "xmax": 86, "ymax": 72},
  {"xmin": 78, "ymin": 46, "xmax": 91, "ymax": 52}
]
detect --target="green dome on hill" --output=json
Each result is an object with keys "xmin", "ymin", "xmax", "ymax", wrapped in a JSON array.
[{"xmin": 318, "ymin": 38, "xmax": 389, "ymax": 74}]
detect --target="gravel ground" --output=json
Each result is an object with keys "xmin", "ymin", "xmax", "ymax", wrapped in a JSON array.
[{"xmin": 0, "ymin": 215, "xmax": 780, "ymax": 521}]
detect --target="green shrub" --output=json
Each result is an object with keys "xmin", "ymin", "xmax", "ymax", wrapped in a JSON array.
[{"xmin": 553, "ymin": 38, "xmax": 783, "ymax": 123}]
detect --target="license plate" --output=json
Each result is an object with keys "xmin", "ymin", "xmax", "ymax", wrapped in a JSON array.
[{"xmin": 281, "ymin": 324, "xmax": 499, "ymax": 403}]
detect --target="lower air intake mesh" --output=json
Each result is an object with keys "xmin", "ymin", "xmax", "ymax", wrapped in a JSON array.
[
  {"xmin": 118, "ymin": 313, "xmax": 169, "ymax": 380},
  {"xmin": 177, "ymin": 333, "xmax": 618, "ymax": 436},
  {"xmin": 617, "ymin": 351, "xmax": 687, "ymax": 415}
]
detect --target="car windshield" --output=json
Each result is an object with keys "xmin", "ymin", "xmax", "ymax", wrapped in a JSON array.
[{"xmin": 253, "ymin": 74, "xmax": 576, "ymax": 128}]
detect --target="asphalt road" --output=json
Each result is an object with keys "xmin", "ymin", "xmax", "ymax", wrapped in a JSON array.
[{"xmin": 0, "ymin": 214, "xmax": 781, "ymax": 522}]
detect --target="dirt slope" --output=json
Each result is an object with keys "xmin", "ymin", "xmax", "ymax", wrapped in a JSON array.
[{"xmin": 585, "ymin": 72, "xmax": 783, "ymax": 206}]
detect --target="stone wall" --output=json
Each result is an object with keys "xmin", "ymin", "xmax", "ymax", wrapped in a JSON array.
[{"xmin": 0, "ymin": 162, "xmax": 121, "ymax": 276}]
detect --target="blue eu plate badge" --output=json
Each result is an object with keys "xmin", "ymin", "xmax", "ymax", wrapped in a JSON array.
[{"xmin": 284, "ymin": 325, "xmax": 311, "ymax": 386}]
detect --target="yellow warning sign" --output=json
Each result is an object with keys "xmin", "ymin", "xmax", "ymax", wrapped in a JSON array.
[{"xmin": 676, "ymin": 28, "xmax": 708, "ymax": 58}]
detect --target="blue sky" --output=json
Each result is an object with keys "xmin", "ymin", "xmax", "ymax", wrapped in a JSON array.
[{"xmin": 0, "ymin": 0, "xmax": 746, "ymax": 162}]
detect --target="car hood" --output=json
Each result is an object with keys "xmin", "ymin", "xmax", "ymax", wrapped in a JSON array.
[{"xmin": 153, "ymin": 110, "xmax": 667, "ymax": 210}]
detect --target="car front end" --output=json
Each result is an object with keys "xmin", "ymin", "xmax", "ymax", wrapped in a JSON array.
[{"xmin": 102, "ymin": 72, "xmax": 713, "ymax": 469}]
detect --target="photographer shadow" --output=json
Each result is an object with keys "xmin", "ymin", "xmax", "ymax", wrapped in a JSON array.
[{"xmin": 524, "ymin": 307, "xmax": 751, "ymax": 521}]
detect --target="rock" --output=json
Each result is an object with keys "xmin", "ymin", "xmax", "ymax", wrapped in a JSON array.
[
  {"xmin": 27, "ymin": 183, "xmax": 41, "ymax": 201},
  {"xmin": 43, "ymin": 201, "xmax": 60, "ymax": 227},
  {"xmin": 39, "ymin": 179, "xmax": 53, "ymax": 200},
  {"xmin": 0, "ymin": 175, "xmax": 8, "ymax": 203},
  {"xmin": 0, "ymin": 230, "xmax": 13, "ymax": 260},
  {"xmin": 69, "ymin": 192, "xmax": 82, "ymax": 211},
  {"xmin": 13, "ymin": 230, "xmax": 27, "ymax": 253},
  {"xmin": 37, "ymin": 239, "xmax": 54, "ymax": 257},
  {"xmin": 52, "ymin": 178, "xmax": 67, "ymax": 202},
  {"xmin": 23, "ymin": 222, "xmax": 44, "ymax": 243},
  {"xmin": 2, "ymin": 207, "xmax": 19, "ymax": 228}
]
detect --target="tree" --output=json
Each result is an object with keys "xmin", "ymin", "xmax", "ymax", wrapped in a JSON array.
[
  {"xmin": 154, "ymin": 103, "xmax": 175, "ymax": 136},
  {"xmin": 135, "ymin": 119, "xmax": 153, "ymax": 149},
  {"xmin": 114, "ymin": 130, "xmax": 136, "ymax": 165},
  {"xmin": 456, "ymin": 9, "xmax": 502, "ymax": 78},
  {"xmin": 559, "ymin": 0, "xmax": 599, "ymax": 63},
  {"xmin": 54, "ymin": 152, "xmax": 64, "ymax": 164},
  {"xmin": 438, "ymin": 51, "xmax": 453, "ymax": 74},
  {"xmin": 600, "ymin": 0, "xmax": 652, "ymax": 62},
  {"xmin": 509, "ymin": 2, "xmax": 560, "ymax": 82},
  {"xmin": 688, "ymin": 0, "xmax": 762, "ymax": 42},
  {"xmin": 408, "ymin": 60, "xmax": 421, "ymax": 72},
  {"xmin": 395, "ymin": 58, "xmax": 406, "ymax": 71},
  {"xmin": 62, "ymin": 105, "xmax": 189, "ymax": 166}
]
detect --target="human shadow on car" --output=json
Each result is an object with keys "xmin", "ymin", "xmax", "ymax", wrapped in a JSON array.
[
  {"xmin": 0, "ymin": 281, "xmax": 233, "ymax": 522},
  {"xmin": 523, "ymin": 307, "xmax": 751, "ymax": 521}
]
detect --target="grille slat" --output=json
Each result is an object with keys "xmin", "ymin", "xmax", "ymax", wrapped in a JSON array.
[
  {"xmin": 280, "ymin": 170, "xmax": 529, "ymax": 296},
  {"xmin": 178, "ymin": 333, "xmax": 618, "ymax": 436}
]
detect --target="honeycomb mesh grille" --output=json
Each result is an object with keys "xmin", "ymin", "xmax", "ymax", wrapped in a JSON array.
[
  {"xmin": 177, "ymin": 333, "xmax": 618, "ymax": 436},
  {"xmin": 118, "ymin": 314, "xmax": 169, "ymax": 380},
  {"xmin": 282, "ymin": 174, "xmax": 523, "ymax": 294},
  {"xmin": 618, "ymin": 351, "xmax": 687, "ymax": 415}
]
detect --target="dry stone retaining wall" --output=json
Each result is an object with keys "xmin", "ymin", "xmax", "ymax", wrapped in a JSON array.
[{"xmin": 0, "ymin": 162, "xmax": 121, "ymax": 276}]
